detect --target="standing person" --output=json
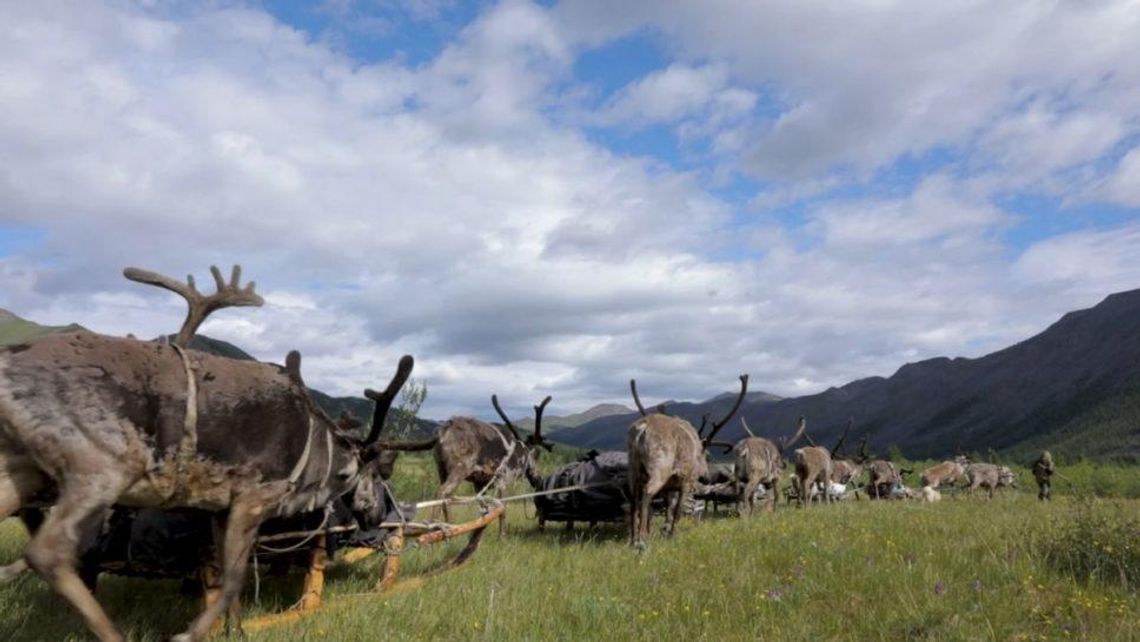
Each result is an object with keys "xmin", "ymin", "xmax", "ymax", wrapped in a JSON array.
[{"xmin": 1032, "ymin": 450, "xmax": 1055, "ymax": 501}]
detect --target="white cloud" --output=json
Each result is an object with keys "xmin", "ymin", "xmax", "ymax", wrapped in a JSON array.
[
  {"xmin": 599, "ymin": 63, "xmax": 754, "ymax": 127},
  {"xmin": 555, "ymin": 0, "xmax": 1140, "ymax": 190},
  {"xmin": 1013, "ymin": 222, "xmax": 1140, "ymax": 298},
  {"xmin": 1100, "ymin": 146, "xmax": 1140, "ymax": 207}
]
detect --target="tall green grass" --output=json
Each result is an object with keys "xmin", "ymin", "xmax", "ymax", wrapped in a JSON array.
[{"xmin": 2, "ymin": 458, "xmax": 1139, "ymax": 641}]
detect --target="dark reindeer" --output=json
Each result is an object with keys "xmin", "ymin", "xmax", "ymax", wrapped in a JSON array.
[
  {"xmin": 627, "ymin": 375, "xmax": 748, "ymax": 550},
  {"xmin": 733, "ymin": 415, "xmax": 806, "ymax": 515},
  {"xmin": 0, "ymin": 265, "xmax": 410, "ymax": 642},
  {"xmin": 432, "ymin": 394, "xmax": 553, "ymax": 533}
]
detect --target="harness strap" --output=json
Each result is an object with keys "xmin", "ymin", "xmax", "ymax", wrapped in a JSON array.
[
  {"xmin": 287, "ymin": 416, "xmax": 316, "ymax": 487},
  {"xmin": 170, "ymin": 345, "xmax": 199, "ymax": 474}
]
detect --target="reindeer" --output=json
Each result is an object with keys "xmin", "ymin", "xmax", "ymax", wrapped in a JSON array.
[
  {"xmin": 732, "ymin": 416, "xmax": 805, "ymax": 516},
  {"xmin": 864, "ymin": 458, "xmax": 914, "ymax": 500},
  {"xmin": 963, "ymin": 463, "xmax": 1017, "ymax": 498},
  {"xmin": 825, "ymin": 419, "xmax": 868, "ymax": 496},
  {"xmin": 0, "ymin": 265, "xmax": 413, "ymax": 642},
  {"xmin": 919, "ymin": 455, "xmax": 969, "ymax": 490},
  {"xmin": 627, "ymin": 375, "xmax": 748, "ymax": 549},
  {"xmin": 794, "ymin": 443, "xmax": 832, "ymax": 508},
  {"xmin": 432, "ymin": 394, "xmax": 553, "ymax": 533}
]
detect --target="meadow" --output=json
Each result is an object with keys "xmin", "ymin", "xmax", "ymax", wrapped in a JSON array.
[{"xmin": 1, "ymin": 455, "xmax": 1138, "ymax": 641}]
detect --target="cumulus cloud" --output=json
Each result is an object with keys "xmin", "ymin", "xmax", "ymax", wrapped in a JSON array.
[{"xmin": 555, "ymin": 0, "xmax": 1140, "ymax": 190}]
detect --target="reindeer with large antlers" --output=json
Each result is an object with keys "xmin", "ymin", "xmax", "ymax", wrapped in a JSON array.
[
  {"xmin": 733, "ymin": 415, "xmax": 806, "ymax": 515},
  {"xmin": 627, "ymin": 375, "xmax": 748, "ymax": 549},
  {"xmin": 734, "ymin": 417, "xmax": 807, "ymax": 517},
  {"xmin": 0, "ymin": 264, "xmax": 413, "ymax": 642},
  {"xmin": 431, "ymin": 394, "xmax": 553, "ymax": 534}
]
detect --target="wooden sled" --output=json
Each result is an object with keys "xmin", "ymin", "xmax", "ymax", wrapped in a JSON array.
[{"xmin": 243, "ymin": 499, "xmax": 504, "ymax": 631}]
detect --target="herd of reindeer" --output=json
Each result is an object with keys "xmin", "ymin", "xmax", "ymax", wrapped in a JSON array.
[{"xmin": 0, "ymin": 265, "xmax": 1020, "ymax": 642}]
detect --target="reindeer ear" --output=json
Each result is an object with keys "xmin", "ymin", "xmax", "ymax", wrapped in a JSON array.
[{"xmin": 284, "ymin": 351, "xmax": 304, "ymax": 386}]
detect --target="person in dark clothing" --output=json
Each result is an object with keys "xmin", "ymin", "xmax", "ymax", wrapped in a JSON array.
[{"xmin": 1032, "ymin": 450, "xmax": 1055, "ymax": 501}]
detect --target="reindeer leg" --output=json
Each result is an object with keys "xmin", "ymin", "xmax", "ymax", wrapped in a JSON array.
[
  {"xmin": 435, "ymin": 474, "xmax": 463, "ymax": 524},
  {"xmin": 173, "ymin": 485, "xmax": 283, "ymax": 642},
  {"xmin": 0, "ymin": 463, "xmax": 46, "ymax": 582},
  {"xmin": 741, "ymin": 479, "xmax": 761, "ymax": 517},
  {"xmin": 23, "ymin": 472, "xmax": 129, "ymax": 642},
  {"xmin": 627, "ymin": 478, "xmax": 640, "ymax": 547},
  {"xmin": 663, "ymin": 489, "xmax": 679, "ymax": 536}
]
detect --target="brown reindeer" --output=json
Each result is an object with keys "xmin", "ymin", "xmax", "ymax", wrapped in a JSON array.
[
  {"xmin": 732, "ymin": 416, "xmax": 805, "ymax": 515},
  {"xmin": 794, "ymin": 444, "xmax": 832, "ymax": 508},
  {"xmin": 432, "ymin": 394, "xmax": 553, "ymax": 533},
  {"xmin": 964, "ymin": 463, "xmax": 1017, "ymax": 498},
  {"xmin": 865, "ymin": 459, "xmax": 914, "ymax": 499},
  {"xmin": 627, "ymin": 375, "xmax": 748, "ymax": 549},
  {"xmin": 824, "ymin": 419, "xmax": 867, "ymax": 496},
  {"xmin": 920, "ymin": 455, "xmax": 970, "ymax": 490},
  {"xmin": 0, "ymin": 265, "xmax": 412, "ymax": 642}
]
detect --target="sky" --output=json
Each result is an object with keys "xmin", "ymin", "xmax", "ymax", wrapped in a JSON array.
[{"xmin": 2, "ymin": 0, "xmax": 1140, "ymax": 421}]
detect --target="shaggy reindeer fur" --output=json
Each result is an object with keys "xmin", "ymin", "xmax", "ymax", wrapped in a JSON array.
[
  {"xmin": 0, "ymin": 265, "xmax": 412, "ymax": 642},
  {"xmin": 830, "ymin": 459, "xmax": 862, "ymax": 488},
  {"xmin": 627, "ymin": 375, "xmax": 747, "ymax": 549},
  {"xmin": 794, "ymin": 446, "xmax": 833, "ymax": 508},
  {"xmin": 919, "ymin": 456, "xmax": 969, "ymax": 489},
  {"xmin": 0, "ymin": 333, "xmax": 407, "ymax": 642},
  {"xmin": 732, "ymin": 416, "xmax": 805, "ymax": 516},
  {"xmin": 964, "ymin": 463, "xmax": 1017, "ymax": 498},
  {"xmin": 432, "ymin": 395, "xmax": 552, "ymax": 533},
  {"xmin": 627, "ymin": 414, "xmax": 707, "ymax": 548},
  {"xmin": 865, "ymin": 460, "xmax": 907, "ymax": 499}
]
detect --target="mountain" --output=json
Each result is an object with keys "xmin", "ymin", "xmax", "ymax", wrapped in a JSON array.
[
  {"xmin": 516, "ymin": 403, "xmax": 634, "ymax": 433},
  {"xmin": 554, "ymin": 387, "xmax": 782, "ymax": 450},
  {"xmin": 555, "ymin": 289, "xmax": 1140, "ymax": 461},
  {"xmin": 0, "ymin": 309, "xmax": 86, "ymax": 346},
  {"xmin": 704, "ymin": 391, "xmax": 783, "ymax": 405}
]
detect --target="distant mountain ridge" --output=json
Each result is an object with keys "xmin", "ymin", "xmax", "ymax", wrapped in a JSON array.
[
  {"xmin": 516, "ymin": 403, "xmax": 633, "ymax": 432},
  {"xmin": 555, "ymin": 289, "xmax": 1140, "ymax": 461},
  {"xmin": 7, "ymin": 289, "xmax": 1140, "ymax": 460}
]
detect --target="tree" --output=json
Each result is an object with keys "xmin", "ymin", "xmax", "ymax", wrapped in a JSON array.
[{"xmin": 383, "ymin": 377, "xmax": 427, "ymax": 439}]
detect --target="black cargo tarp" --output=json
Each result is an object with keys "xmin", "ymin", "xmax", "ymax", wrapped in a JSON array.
[{"xmin": 534, "ymin": 451, "xmax": 630, "ymax": 525}]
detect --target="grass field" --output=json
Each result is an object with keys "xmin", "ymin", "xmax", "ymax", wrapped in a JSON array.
[{"xmin": 2, "ymin": 456, "xmax": 1139, "ymax": 641}]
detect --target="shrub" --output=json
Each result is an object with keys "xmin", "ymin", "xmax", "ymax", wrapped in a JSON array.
[{"xmin": 1040, "ymin": 503, "xmax": 1140, "ymax": 590}]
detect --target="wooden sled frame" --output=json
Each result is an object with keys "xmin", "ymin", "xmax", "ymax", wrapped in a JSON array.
[{"xmin": 242, "ymin": 499, "xmax": 504, "ymax": 632}]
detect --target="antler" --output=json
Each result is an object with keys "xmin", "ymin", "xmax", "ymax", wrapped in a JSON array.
[
  {"xmin": 856, "ymin": 431, "xmax": 870, "ymax": 463},
  {"xmin": 491, "ymin": 394, "xmax": 523, "ymax": 442},
  {"xmin": 831, "ymin": 417, "xmax": 854, "ymax": 456},
  {"xmin": 780, "ymin": 416, "xmax": 807, "ymax": 452},
  {"xmin": 740, "ymin": 416, "xmax": 757, "ymax": 438},
  {"xmin": 529, "ymin": 395, "xmax": 554, "ymax": 451},
  {"xmin": 124, "ymin": 265, "xmax": 264, "ymax": 348},
  {"xmin": 362, "ymin": 355, "xmax": 415, "ymax": 446},
  {"xmin": 696, "ymin": 413, "xmax": 711, "ymax": 439},
  {"xmin": 702, "ymin": 374, "xmax": 749, "ymax": 446},
  {"xmin": 630, "ymin": 379, "xmax": 648, "ymax": 417}
]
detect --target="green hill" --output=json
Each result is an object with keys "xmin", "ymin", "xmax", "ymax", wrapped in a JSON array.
[{"xmin": 0, "ymin": 309, "xmax": 85, "ymax": 346}]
